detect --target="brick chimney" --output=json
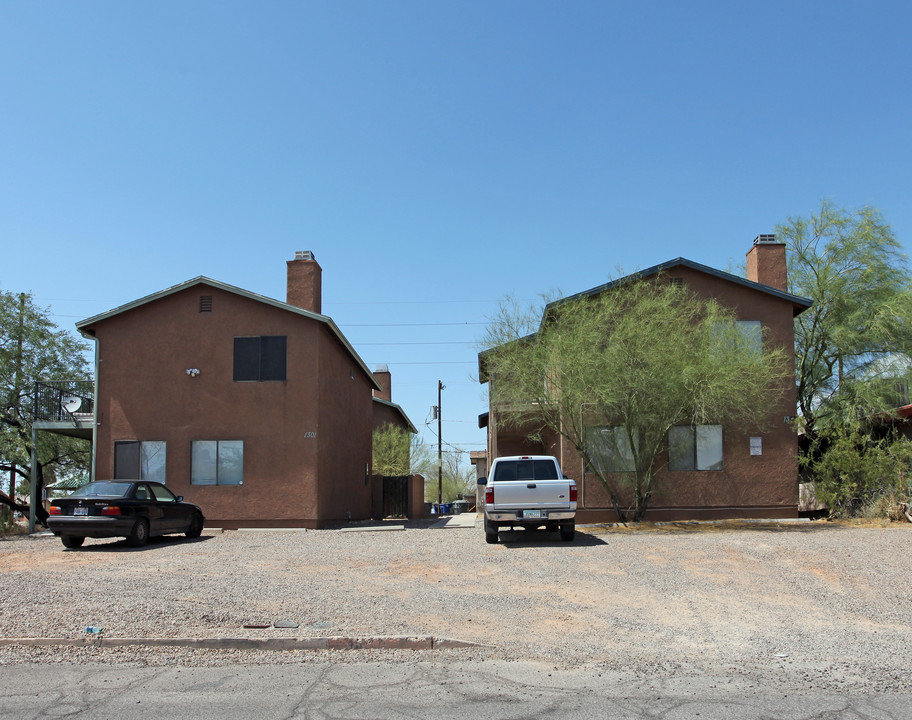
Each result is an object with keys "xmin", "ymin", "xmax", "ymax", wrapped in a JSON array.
[
  {"xmin": 286, "ymin": 251, "xmax": 322, "ymax": 314},
  {"xmin": 373, "ymin": 364, "xmax": 392, "ymax": 401},
  {"xmin": 746, "ymin": 235, "xmax": 788, "ymax": 291}
]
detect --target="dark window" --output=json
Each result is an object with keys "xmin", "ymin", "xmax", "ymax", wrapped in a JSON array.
[
  {"xmin": 233, "ymin": 336, "xmax": 286, "ymax": 381},
  {"xmin": 114, "ymin": 441, "xmax": 140, "ymax": 479}
]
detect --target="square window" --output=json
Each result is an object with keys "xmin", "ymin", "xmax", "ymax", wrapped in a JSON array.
[
  {"xmin": 192, "ymin": 440, "xmax": 244, "ymax": 485},
  {"xmin": 114, "ymin": 441, "xmax": 167, "ymax": 483},
  {"xmin": 234, "ymin": 336, "xmax": 286, "ymax": 381},
  {"xmin": 585, "ymin": 426, "xmax": 637, "ymax": 473},
  {"xmin": 668, "ymin": 426, "xmax": 723, "ymax": 471}
]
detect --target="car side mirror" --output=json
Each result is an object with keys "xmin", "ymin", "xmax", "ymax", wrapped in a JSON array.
[
  {"xmin": 477, "ymin": 477, "xmax": 487, "ymax": 486},
  {"xmin": 176, "ymin": 496, "xmax": 184, "ymax": 502}
]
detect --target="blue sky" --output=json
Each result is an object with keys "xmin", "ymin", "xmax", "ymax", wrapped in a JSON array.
[{"xmin": 2, "ymin": 1, "xmax": 910, "ymax": 464}]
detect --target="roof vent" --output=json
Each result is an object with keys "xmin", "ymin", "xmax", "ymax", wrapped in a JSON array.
[
  {"xmin": 294, "ymin": 250, "xmax": 315, "ymax": 261},
  {"xmin": 753, "ymin": 234, "xmax": 777, "ymax": 245},
  {"xmin": 375, "ymin": 364, "xmax": 389, "ymax": 373}
]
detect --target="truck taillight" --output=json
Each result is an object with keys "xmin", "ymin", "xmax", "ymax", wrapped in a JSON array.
[
  {"xmin": 485, "ymin": 486, "xmax": 494, "ymax": 505},
  {"xmin": 569, "ymin": 484, "xmax": 578, "ymax": 502}
]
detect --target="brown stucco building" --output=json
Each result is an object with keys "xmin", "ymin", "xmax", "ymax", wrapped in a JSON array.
[
  {"xmin": 479, "ymin": 236, "xmax": 813, "ymax": 522},
  {"xmin": 77, "ymin": 252, "xmax": 417, "ymax": 528}
]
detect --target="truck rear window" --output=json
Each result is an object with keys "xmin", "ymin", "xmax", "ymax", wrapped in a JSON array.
[{"xmin": 492, "ymin": 459, "xmax": 559, "ymax": 483}]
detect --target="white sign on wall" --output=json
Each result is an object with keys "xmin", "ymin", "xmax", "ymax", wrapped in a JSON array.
[{"xmin": 750, "ymin": 437, "xmax": 762, "ymax": 456}]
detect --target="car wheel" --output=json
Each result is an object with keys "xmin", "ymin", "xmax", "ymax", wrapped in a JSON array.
[
  {"xmin": 185, "ymin": 513, "xmax": 204, "ymax": 539},
  {"xmin": 560, "ymin": 523, "xmax": 575, "ymax": 542},
  {"xmin": 61, "ymin": 535, "xmax": 85, "ymax": 549},
  {"xmin": 127, "ymin": 518, "xmax": 149, "ymax": 547},
  {"xmin": 484, "ymin": 518, "xmax": 499, "ymax": 544}
]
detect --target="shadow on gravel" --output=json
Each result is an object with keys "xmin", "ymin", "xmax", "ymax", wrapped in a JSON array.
[
  {"xmin": 583, "ymin": 520, "xmax": 895, "ymax": 535},
  {"xmin": 494, "ymin": 529, "xmax": 608, "ymax": 548},
  {"xmin": 65, "ymin": 535, "xmax": 215, "ymax": 553}
]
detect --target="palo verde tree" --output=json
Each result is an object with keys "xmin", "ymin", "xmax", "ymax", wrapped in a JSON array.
[
  {"xmin": 0, "ymin": 289, "xmax": 92, "ymax": 526},
  {"xmin": 780, "ymin": 201, "xmax": 912, "ymax": 440},
  {"xmin": 372, "ymin": 424, "xmax": 413, "ymax": 477},
  {"xmin": 481, "ymin": 276, "xmax": 790, "ymax": 522}
]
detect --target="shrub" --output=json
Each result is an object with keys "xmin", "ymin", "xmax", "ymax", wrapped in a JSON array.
[{"xmin": 808, "ymin": 430, "xmax": 912, "ymax": 518}]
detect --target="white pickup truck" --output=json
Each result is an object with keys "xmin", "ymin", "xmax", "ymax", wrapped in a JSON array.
[{"xmin": 478, "ymin": 455, "xmax": 577, "ymax": 544}]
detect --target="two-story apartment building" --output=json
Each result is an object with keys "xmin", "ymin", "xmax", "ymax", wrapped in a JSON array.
[
  {"xmin": 479, "ymin": 236, "xmax": 812, "ymax": 522},
  {"xmin": 76, "ymin": 252, "xmax": 415, "ymax": 528}
]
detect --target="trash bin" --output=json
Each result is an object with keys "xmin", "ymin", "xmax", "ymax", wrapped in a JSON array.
[
  {"xmin": 440, "ymin": 503, "xmax": 452, "ymax": 515},
  {"xmin": 424, "ymin": 502, "xmax": 433, "ymax": 517},
  {"xmin": 452, "ymin": 500, "xmax": 468, "ymax": 515}
]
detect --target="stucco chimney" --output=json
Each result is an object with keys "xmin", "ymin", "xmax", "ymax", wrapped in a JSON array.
[
  {"xmin": 287, "ymin": 251, "xmax": 322, "ymax": 314},
  {"xmin": 373, "ymin": 364, "xmax": 392, "ymax": 401},
  {"xmin": 746, "ymin": 235, "xmax": 788, "ymax": 291}
]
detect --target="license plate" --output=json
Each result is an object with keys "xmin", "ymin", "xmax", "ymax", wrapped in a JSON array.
[
  {"xmin": 522, "ymin": 510, "xmax": 543, "ymax": 519},
  {"xmin": 73, "ymin": 507, "xmax": 89, "ymax": 516}
]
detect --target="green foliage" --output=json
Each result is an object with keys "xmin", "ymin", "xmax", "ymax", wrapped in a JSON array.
[
  {"xmin": 779, "ymin": 201, "xmax": 912, "ymax": 437},
  {"xmin": 483, "ymin": 276, "xmax": 790, "ymax": 521},
  {"xmin": 372, "ymin": 424, "xmax": 412, "ymax": 476},
  {"xmin": 424, "ymin": 450, "xmax": 476, "ymax": 503},
  {"xmin": 0, "ymin": 289, "xmax": 92, "ymax": 522},
  {"xmin": 806, "ymin": 429, "xmax": 912, "ymax": 518}
]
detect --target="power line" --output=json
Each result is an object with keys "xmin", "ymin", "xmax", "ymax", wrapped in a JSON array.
[
  {"xmin": 356, "ymin": 341, "xmax": 476, "ymax": 346},
  {"xmin": 367, "ymin": 361, "xmax": 476, "ymax": 365},
  {"xmin": 340, "ymin": 321, "xmax": 487, "ymax": 327}
]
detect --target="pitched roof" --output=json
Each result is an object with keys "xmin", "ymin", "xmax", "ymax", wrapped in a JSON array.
[
  {"xmin": 373, "ymin": 396, "xmax": 418, "ymax": 434},
  {"xmin": 549, "ymin": 257, "xmax": 813, "ymax": 317},
  {"xmin": 478, "ymin": 256, "xmax": 814, "ymax": 383},
  {"xmin": 76, "ymin": 276, "xmax": 381, "ymax": 390}
]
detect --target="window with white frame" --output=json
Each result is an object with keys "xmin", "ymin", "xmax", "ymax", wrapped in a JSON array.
[
  {"xmin": 114, "ymin": 441, "xmax": 167, "ymax": 483},
  {"xmin": 668, "ymin": 425, "xmax": 723, "ymax": 471},
  {"xmin": 585, "ymin": 425, "xmax": 638, "ymax": 473},
  {"xmin": 191, "ymin": 440, "xmax": 244, "ymax": 485}
]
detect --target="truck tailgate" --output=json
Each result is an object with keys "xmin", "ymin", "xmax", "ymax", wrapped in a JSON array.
[{"xmin": 491, "ymin": 479, "xmax": 573, "ymax": 509}]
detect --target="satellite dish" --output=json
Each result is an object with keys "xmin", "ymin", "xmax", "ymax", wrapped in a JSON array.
[{"xmin": 62, "ymin": 396, "xmax": 82, "ymax": 414}]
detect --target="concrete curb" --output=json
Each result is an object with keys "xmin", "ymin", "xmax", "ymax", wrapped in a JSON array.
[{"xmin": 0, "ymin": 636, "xmax": 484, "ymax": 651}]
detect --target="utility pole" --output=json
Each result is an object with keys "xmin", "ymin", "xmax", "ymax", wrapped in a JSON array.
[
  {"xmin": 437, "ymin": 380, "xmax": 444, "ymax": 507},
  {"xmin": 6, "ymin": 294, "xmax": 25, "ymax": 526}
]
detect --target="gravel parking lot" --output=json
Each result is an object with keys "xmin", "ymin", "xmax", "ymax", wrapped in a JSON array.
[{"xmin": 1, "ymin": 519, "xmax": 910, "ymax": 693}]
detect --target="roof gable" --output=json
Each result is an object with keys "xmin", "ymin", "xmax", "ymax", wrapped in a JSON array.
[
  {"xmin": 548, "ymin": 258, "xmax": 812, "ymax": 319},
  {"xmin": 76, "ymin": 276, "xmax": 380, "ymax": 390},
  {"xmin": 373, "ymin": 396, "xmax": 418, "ymax": 434}
]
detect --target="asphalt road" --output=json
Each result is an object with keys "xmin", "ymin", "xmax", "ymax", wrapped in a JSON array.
[{"xmin": 2, "ymin": 661, "xmax": 910, "ymax": 720}]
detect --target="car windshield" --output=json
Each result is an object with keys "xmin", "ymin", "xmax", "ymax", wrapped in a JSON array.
[{"xmin": 68, "ymin": 481, "xmax": 134, "ymax": 499}]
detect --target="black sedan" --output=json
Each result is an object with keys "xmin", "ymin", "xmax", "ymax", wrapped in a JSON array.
[{"xmin": 47, "ymin": 480, "xmax": 205, "ymax": 549}]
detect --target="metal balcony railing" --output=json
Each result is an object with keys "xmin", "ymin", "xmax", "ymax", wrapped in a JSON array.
[{"xmin": 33, "ymin": 380, "xmax": 95, "ymax": 422}]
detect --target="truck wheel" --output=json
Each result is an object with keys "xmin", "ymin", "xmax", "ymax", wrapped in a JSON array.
[
  {"xmin": 560, "ymin": 523, "xmax": 575, "ymax": 542},
  {"xmin": 484, "ymin": 518, "xmax": 499, "ymax": 544}
]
